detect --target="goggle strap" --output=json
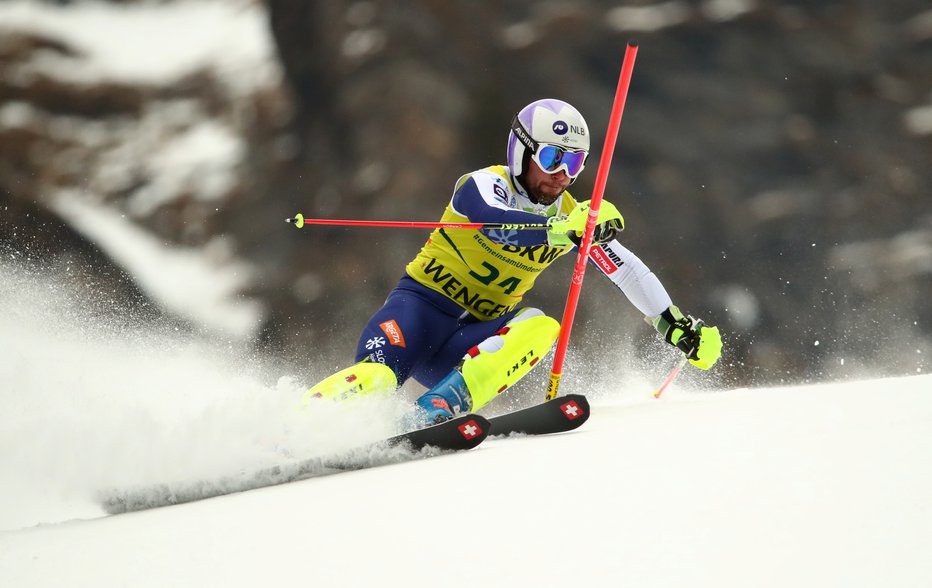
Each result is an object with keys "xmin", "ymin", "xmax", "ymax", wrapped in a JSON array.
[{"xmin": 511, "ymin": 115, "xmax": 538, "ymax": 153}]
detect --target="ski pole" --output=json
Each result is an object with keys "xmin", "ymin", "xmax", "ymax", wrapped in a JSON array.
[
  {"xmin": 285, "ymin": 213, "xmax": 548, "ymax": 231},
  {"xmin": 546, "ymin": 41, "xmax": 639, "ymax": 401},
  {"xmin": 653, "ymin": 354, "xmax": 688, "ymax": 399}
]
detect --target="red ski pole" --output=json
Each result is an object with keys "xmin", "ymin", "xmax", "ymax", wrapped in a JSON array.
[
  {"xmin": 546, "ymin": 41, "xmax": 639, "ymax": 401},
  {"xmin": 286, "ymin": 213, "xmax": 548, "ymax": 231},
  {"xmin": 653, "ymin": 355, "xmax": 688, "ymax": 399}
]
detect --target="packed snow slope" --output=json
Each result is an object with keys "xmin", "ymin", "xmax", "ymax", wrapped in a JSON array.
[
  {"xmin": 2, "ymin": 263, "xmax": 931, "ymax": 587},
  {"xmin": 2, "ymin": 266, "xmax": 931, "ymax": 587},
  {"xmin": 2, "ymin": 378, "xmax": 931, "ymax": 588}
]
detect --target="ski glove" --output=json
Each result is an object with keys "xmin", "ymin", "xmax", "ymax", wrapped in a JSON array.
[
  {"xmin": 547, "ymin": 200, "xmax": 624, "ymax": 247},
  {"xmin": 650, "ymin": 306, "xmax": 722, "ymax": 370}
]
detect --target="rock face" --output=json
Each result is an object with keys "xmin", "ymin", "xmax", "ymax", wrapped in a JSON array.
[{"xmin": 1, "ymin": 0, "xmax": 930, "ymax": 384}]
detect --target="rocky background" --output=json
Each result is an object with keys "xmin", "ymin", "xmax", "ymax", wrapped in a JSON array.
[{"xmin": 1, "ymin": 0, "xmax": 930, "ymax": 387}]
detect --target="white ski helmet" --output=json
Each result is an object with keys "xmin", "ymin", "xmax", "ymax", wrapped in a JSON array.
[{"xmin": 507, "ymin": 98, "xmax": 590, "ymax": 183}]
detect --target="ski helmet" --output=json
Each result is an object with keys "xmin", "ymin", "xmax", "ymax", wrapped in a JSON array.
[{"xmin": 507, "ymin": 99, "xmax": 590, "ymax": 183}]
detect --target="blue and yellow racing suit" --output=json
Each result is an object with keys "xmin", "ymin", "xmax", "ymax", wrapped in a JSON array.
[{"xmin": 354, "ymin": 165, "xmax": 674, "ymax": 390}]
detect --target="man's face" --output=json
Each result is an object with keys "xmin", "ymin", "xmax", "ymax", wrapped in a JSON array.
[{"xmin": 523, "ymin": 158, "xmax": 573, "ymax": 205}]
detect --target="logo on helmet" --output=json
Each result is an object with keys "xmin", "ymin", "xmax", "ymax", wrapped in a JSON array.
[{"xmin": 552, "ymin": 121, "xmax": 568, "ymax": 135}]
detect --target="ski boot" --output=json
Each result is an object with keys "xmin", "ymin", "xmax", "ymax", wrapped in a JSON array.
[
  {"xmin": 411, "ymin": 308, "xmax": 560, "ymax": 428},
  {"xmin": 414, "ymin": 367, "xmax": 473, "ymax": 426}
]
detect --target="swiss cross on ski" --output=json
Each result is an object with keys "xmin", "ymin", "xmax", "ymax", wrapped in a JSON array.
[
  {"xmin": 458, "ymin": 420, "xmax": 483, "ymax": 439},
  {"xmin": 560, "ymin": 400, "xmax": 584, "ymax": 420}
]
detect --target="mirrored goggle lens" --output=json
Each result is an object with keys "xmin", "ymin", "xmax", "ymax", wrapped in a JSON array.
[{"xmin": 536, "ymin": 145, "xmax": 587, "ymax": 177}]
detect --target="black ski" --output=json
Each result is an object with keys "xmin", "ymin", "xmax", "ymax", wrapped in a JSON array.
[
  {"xmin": 390, "ymin": 413, "xmax": 490, "ymax": 451},
  {"xmin": 486, "ymin": 394, "xmax": 590, "ymax": 436},
  {"xmin": 101, "ymin": 414, "xmax": 490, "ymax": 514}
]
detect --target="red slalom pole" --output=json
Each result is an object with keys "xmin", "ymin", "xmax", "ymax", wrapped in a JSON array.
[{"xmin": 546, "ymin": 41, "xmax": 639, "ymax": 401}]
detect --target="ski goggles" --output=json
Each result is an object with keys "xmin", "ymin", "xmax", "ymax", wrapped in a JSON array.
[
  {"xmin": 533, "ymin": 144, "xmax": 588, "ymax": 178},
  {"xmin": 511, "ymin": 115, "xmax": 588, "ymax": 178}
]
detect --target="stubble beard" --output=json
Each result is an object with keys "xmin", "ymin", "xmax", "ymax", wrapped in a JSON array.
[{"xmin": 530, "ymin": 182, "xmax": 565, "ymax": 206}]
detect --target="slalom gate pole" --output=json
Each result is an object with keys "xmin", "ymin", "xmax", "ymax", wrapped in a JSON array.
[
  {"xmin": 286, "ymin": 213, "xmax": 548, "ymax": 231},
  {"xmin": 545, "ymin": 41, "xmax": 639, "ymax": 401}
]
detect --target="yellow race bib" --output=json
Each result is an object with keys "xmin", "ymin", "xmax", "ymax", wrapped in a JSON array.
[{"xmin": 406, "ymin": 166, "xmax": 577, "ymax": 320}]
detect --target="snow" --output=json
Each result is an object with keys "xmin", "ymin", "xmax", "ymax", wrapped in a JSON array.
[
  {"xmin": 701, "ymin": 0, "xmax": 758, "ymax": 22},
  {"xmin": 0, "ymin": 0, "xmax": 280, "ymax": 93},
  {"xmin": 904, "ymin": 103, "xmax": 932, "ymax": 136},
  {"xmin": 1, "ymin": 266, "xmax": 931, "ymax": 587},
  {"xmin": 0, "ymin": 1, "xmax": 275, "ymax": 338},
  {"xmin": 607, "ymin": 2, "xmax": 692, "ymax": 33},
  {"xmin": 2, "ymin": 1, "xmax": 931, "ymax": 585},
  {"xmin": 49, "ymin": 191, "xmax": 265, "ymax": 340},
  {"xmin": 120, "ymin": 117, "xmax": 247, "ymax": 215}
]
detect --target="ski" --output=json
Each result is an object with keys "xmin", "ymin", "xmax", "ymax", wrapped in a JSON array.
[
  {"xmin": 100, "ymin": 413, "xmax": 490, "ymax": 514},
  {"xmin": 486, "ymin": 394, "xmax": 590, "ymax": 437},
  {"xmin": 391, "ymin": 412, "xmax": 490, "ymax": 451}
]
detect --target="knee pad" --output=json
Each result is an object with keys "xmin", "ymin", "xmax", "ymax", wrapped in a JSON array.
[
  {"xmin": 461, "ymin": 310, "xmax": 560, "ymax": 410},
  {"xmin": 303, "ymin": 360, "xmax": 398, "ymax": 403}
]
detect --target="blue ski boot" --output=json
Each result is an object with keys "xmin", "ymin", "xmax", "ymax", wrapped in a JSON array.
[{"xmin": 414, "ymin": 368, "xmax": 473, "ymax": 426}]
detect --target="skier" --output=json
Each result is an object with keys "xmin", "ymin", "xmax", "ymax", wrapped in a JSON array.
[{"xmin": 305, "ymin": 98, "xmax": 722, "ymax": 426}]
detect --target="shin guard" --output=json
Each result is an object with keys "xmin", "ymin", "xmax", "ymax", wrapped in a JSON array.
[
  {"xmin": 303, "ymin": 361, "xmax": 398, "ymax": 403},
  {"xmin": 460, "ymin": 310, "xmax": 560, "ymax": 411}
]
